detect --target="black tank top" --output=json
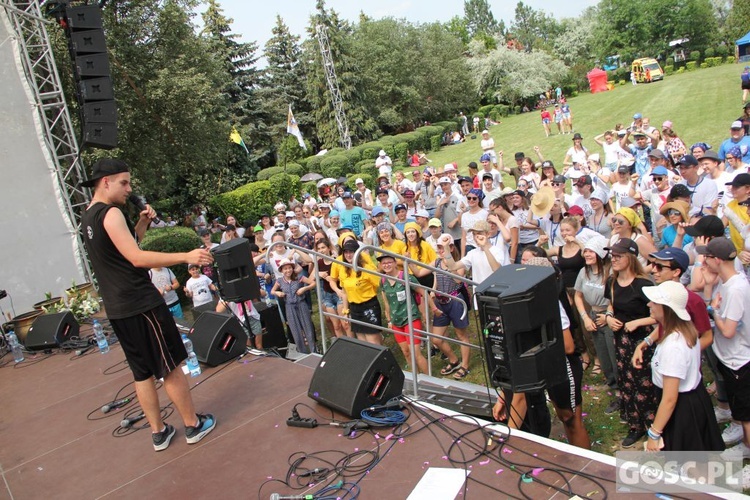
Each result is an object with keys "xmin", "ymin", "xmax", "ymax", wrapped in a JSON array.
[
  {"xmin": 557, "ymin": 248, "xmax": 585, "ymax": 289},
  {"xmin": 81, "ymin": 202, "xmax": 162, "ymax": 319}
]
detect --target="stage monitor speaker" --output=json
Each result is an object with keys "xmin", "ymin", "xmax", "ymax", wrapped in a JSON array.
[
  {"xmin": 475, "ymin": 264, "xmax": 567, "ymax": 393},
  {"xmin": 256, "ymin": 301, "xmax": 288, "ymax": 357},
  {"xmin": 189, "ymin": 311, "xmax": 248, "ymax": 366},
  {"xmin": 25, "ymin": 312, "xmax": 79, "ymax": 350},
  {"xmin": 213, "ymin": 238, "xmax": 260, "ymax": 303},
  {"xmin": 308, "ymin": 337, "xmax": 404, "ymax": 418}
]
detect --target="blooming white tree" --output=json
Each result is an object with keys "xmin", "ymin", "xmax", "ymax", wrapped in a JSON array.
[{"xmin": 467, "ymin": 39, "xmax": 568, "ymax": 105}]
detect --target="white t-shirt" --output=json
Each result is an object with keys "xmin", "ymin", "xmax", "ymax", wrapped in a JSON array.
[
  {"xmin": 710, "ymin": 171, "xmax": 735, "ymax": 219},
  {"xmin": 461, "ymin": 209, "xmax": 489, "ymax": 248},
  {"xmin": 539, "ymin": 217, "xmax": 565, "ymax": 247},
  {"xmin": 602, "ymin": 141, "xmax": 620, "ymax": 166},
  {"xmin": 566, "ymin": 146, "xmax": 588, "ymax": 166},
  {"xmin": 376, "ymin": 155, "xmax": 392, "ymax": 178},
  {"xmin": 460, "ymin": 246, "xmax": 504, "ymax": 285},
  {"xmin": 185, "ymin": 275, "xmax": 214, "ymax": 307},
  {"xmin": 712, "ymin": 273, "xmax": 750, "ymax": 370},
  {"xmin": 573, "ymin": 194, "xmax": 594, "ymax": 222},
  {"xmin": 487, "ymin": 231, "xmax": 511, "ymax": 267},
  {"xmin": 679, "ymin": 177, "xmax": 718, "ymax": 216},
  {"xmin": 610, "ymin": 182, "xmax": 631, "ymax": 210},
  {"xmin": 652, "ymin": 331, "xmax": 702, "ymax": 392}
]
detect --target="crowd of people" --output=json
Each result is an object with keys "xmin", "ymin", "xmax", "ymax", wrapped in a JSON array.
[{"xmin": 148, "ymin": 107, "xmax": 750, "ymax": 458}]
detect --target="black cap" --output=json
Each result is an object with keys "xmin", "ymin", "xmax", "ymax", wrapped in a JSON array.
[
  {"xmin": 342, "ymin": 239, "xmax": 359, "ymax": 252},
  {"xmin": 604, "ymin": 237, "xmax": 639, "ymax": 256},
  {"xmin": 541, "ymin": 160, "xmax": 554, "ymax": 169},
  {"xmin": 677, "ymin": 155, "xmax": 698, "ymax": 167},
  {"xmin": 617, "ymin": 165, "xmax": 630, "ymax": 174},
  {"xmin": 669, "ymin": 184, "xmax": 691, "ymax": 200},
  {"xmin": 572, "ymin": 132, "xmax": 583, "ymax": 140},
  {"xmin": 80, "ymin": 159, "xmax": 130, "ymax": 187},
  {"xmin": 376, "ymin": 187, "xmax": 388, "ymax": 195},
  {"xmin": 684, "ymin": 216, "xmax": 725, "ymax": 238},
  {"xmin": 696, "ymin": 238, "xmax": 737, "ymax": 261},
  {"xmin": 458, "ymin": 176, "xmax": 473, "ymax": 184},
  {"xmin": 552, "ymin": 174, "xmax": 566, "ymax": 184},
  {"xmin": 482, "ymin": 172, "xmax": 494, "ymax": 180},
  {"xmin": 394, "ymin": 203, "xmax": 407, "ymax": 212},
  {"xmin": 726, "ymin": 173, "xmax": 750, "ymax": 188}
]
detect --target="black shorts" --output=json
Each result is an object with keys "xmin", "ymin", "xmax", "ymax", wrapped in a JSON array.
[
  {"xmin": 109, "ymin": 303, "xmax": 187, "ymax": 382},
  {"xmin": 546, "ymin": 354, "xmax": 583, "ymax": 412},
  {"xmin": 718, "ymin": 360, "xmax": 750, "ymax": 422},
  {"xmin": 349, "ymin": 296, "xmax": 383, "ymax": 335}
]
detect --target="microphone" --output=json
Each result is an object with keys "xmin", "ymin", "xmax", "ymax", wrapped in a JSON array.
[
  {"xmin": 120, "ymin": 412, "xmax": 146, "ymax": 428},
  {"xmin": 269, "ymin": 494, "xmax": 313, "ymax": 500},
  {"xmin": 101, "ymin": 397, "xmax": 132, "ymax": 413},
  {"xmin": 128, "ymin": 194, "xmax": 162, "ymax": 224}
]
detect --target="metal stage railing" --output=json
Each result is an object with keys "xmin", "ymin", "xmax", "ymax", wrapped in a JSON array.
[{"xmin": 262, "ymin": 240, "xmax": 485, "ymax": 399}]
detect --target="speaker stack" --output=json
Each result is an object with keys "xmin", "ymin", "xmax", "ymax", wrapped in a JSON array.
[
  {"xmin": 475, "ymin": 264, "xmax": 567, "ymax": 393},
  {"xmin": 25, "ymin": 311, "xmax": 80, "ymax": 350},
  {"xmin": 189, "ymin": 312, "xmax": 248, "ymax": 366},
  {"xmin": 308, "ymin": 338, "xmax": 404, "ymax": 418}
]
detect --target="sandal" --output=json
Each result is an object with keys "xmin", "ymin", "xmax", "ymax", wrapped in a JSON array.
[
  {"xmin": 591, "ymin": 363, "xmax": 602, "ymax": 376},
  {"xmin": 581, "ymin": 358, "xmax": 591, "ymax": 371},
  {"xmin": 440, "ymin": 360, "xmax": 460, "ymax": 376},
  {"xmin": 453, "ymin": 366, "xmax": 470, "ymax": 380}
]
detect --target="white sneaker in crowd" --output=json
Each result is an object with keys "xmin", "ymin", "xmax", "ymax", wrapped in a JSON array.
[
  {"xmin": 722, "ymin": 421, "xmax": 744, "ymax": 446},
  {"xmin": 721, "ymin": 441, "xmax": 750, "ymax": 461},
  {"xmin": 715, "ymin": 406, "xmax": 732, "ymax": 424}
]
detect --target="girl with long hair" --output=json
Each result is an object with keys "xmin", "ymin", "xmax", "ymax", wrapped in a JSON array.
[
  {"xmin": 404, "ymin": 222, "xmax": 437, "ymax": 289},
  {"xmin": 633, "ymin": 281, "xmax": 723, "ymax": 452},
  {"xmin": 519, "ymin": 157, "xmax": 541, "ymax": 194},
  {"xmin": 491, "ymin": 196, "xmax": 520, "ymax": 263},
  {"xmin": 588, "ymin": 189, "xmax": 613, "ymax": 240},
  {"xmin": 603, "ymin": 238, "xmax": 657, "ymax": 448},
  {"xmin": 538, "ymin": 160, "xmax": 558, "ymax": 188},
  {"xmin": 609, "ymin": 207, "xmax": 656, "ymax": 268},
  {"xmin": 510, "ymin": 190, "xmax": 540, "ymax": 262}
]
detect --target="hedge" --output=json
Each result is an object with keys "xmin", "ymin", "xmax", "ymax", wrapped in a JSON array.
[
  {"xmin": 727, "ymin": 56, "xmax": 735, "ymax": 64},
  {"xmin": 140, "ymin": 226, "xmax": 201, "ymax": 305},
  {"xmin": 256, "ymin": 163, "xmax": 303, "ymax": 181},
  {"xmin": 686, "ymin": 61, "xmax": 697, "ymax": 71},
  {"xmin": 320, "ymin": 154, "xmax": 350, "ymax": 179},
  {"xmin": 689, "ymin": 51, "xmax": 701, "ymax": 61},
  {"xmin": 346, "ymin": 173, "xmax": 374, "ymax": 191},
  {"xmin": 306, "ymin": 155, "xmax": 324, "ymax": 173},
  {"xmin": 430, "ymin": 135, "xmax": 441, "ymax": 152},
  {"xmin": 209, "ymin": 180, "xmax": 276, "ymax": 226}
]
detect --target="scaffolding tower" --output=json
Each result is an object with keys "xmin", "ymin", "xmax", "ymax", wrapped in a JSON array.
[
  {"xmin": 1, "ymin": 0, "xmax": 91, "ymax": 281},
  {"xmin": 315, "ymin": 23, "xmax": 351, "ymax": 150}
]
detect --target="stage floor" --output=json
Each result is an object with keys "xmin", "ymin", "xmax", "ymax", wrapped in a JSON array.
[{"xmin": 0, "ymin": 338, "xmax": 658, "ymax": 499}]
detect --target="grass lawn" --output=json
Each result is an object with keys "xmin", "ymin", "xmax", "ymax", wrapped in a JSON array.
[{"xmin": 411, "ymin": 63, "xmax": 744, "ymax": 183}]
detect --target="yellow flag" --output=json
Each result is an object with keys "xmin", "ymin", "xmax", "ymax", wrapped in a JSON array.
[{"xmin": 229, "ymin": 126, "xmax": 249, "ymax": 154}]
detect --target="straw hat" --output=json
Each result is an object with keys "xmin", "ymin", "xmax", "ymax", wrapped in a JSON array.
[
  {"xmin": 530, "ymin": 186, "xmax": 555, "ymax": 217},
  {"xmin": 659, "ymin": 200, "xmax": 690, "ymax": 222}
]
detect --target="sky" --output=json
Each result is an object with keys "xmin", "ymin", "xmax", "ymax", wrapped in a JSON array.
[{"xmin": 203, "ymin": 0, "xmax": 599, "ymax": 56}]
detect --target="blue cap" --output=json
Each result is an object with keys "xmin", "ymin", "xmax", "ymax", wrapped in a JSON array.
[
  {"xmin": 649, "ymin": 247, "xmax": 689, "ymax": 272},
  {"xmin": 329, "ymin": 210, "xmax": 340, "ymax": 218},
  {"xmin": 633, "ymin": 113, "xmax": 643, "ymax": 119},
  {"xmin": 371, "ymin": 206, "xmax": 387, "ymax": 217},
  {"xmin": 480, "ymin": 153, "xmax": 492, "ymax": 162},
  {"xmin": 651, "ymin": 166, "xmax": 668, "ymax": 176}
]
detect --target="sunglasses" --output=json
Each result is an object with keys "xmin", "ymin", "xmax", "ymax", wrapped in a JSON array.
[
  {"xmin": 611, "ymin": 217, "xmax": 627, "ymax": 225},
  {"xmin": 653, "ymin": 176, "xmax": 664, "ymax": 181},
  {"xmin": 667, "ymin": 209, "xmax": 682, "ymax": 217},
  {"xmin": 552, "ymin": 182, "xmax": 563, "ymax": 186},
  {"xmin": 651, "ymin": 262, "xmax": 676, "ymax": 272},
  {"xmin": 467, "ymin": 196, "xmax": 479, "ymax": 201},
  {"xmin": 726, "ymin": 156, "xmax": 735, "ymax": 161}
]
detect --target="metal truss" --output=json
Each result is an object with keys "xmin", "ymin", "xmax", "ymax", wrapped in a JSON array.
[
  {"xmin": 1, "ymin": 0, "xmax": 91, "ymax": 281},
  {"xmin": 316, "ymin": 23, "xmax": 351, "ymax": 150}
]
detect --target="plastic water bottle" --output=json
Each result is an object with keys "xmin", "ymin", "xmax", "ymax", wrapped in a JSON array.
[
  {"xmin": 93, "ymin": 320, "xmax": 109, "ymax": 353},
  {"xmin": 182, "ymin": 334, "xmax": 201, "ymax": 377},
  {"xmin": 7, "ymin": 330, "xmax": 24, "ymax": 363}
]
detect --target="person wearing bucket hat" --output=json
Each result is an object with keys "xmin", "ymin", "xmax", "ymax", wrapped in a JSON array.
[
  {"xmin": 574, "ymin": 235, "xmax": 619, "ymax": 402},
  {"xmin": 530, "ymin": 186, "xmax": 555, "ymax": 218},
  {"xmin": 602, "ymin": 236, "xmax": 659, "ymax": 448},
  {"xmin": 270, "ymin": 257, "xmax": 318, "ymax": 354},
  {"xmin": 564, "ymin": 132, "xmax": 588, "ymax": 170},
  {"xmin": 460, "ymin": 188, "xmax": 489, "ymax": 255},
  {"xmin": 631, "ymin": 281, "xmax": 724, "ymax": 452},
  {"xmin": 658, "ymin": 200, "xmax": 693, "ymax": 248},
  {"xmin": 81, "ymin": 158, "xmax": 219, "ymax": 450}
]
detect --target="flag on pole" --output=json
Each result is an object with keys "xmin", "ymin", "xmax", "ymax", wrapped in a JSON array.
[
  {"xmin": 287, "ymin": 105, "xmax": 306, "ymax": 150},
  {"xmin": 229, "ymin": 126, "xmax": 249, "ymax": 154}
]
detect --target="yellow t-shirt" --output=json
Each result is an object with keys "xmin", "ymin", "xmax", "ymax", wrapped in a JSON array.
[
  {"xmin": 337, "ymin": 262, "xmax": 381, "ymax": 304},
  {"xmin": 406, "ymin": 240, "xmax": 437, "ymax": 265},
  {"xmin": 726, "ymin": 199, "xmax": 750, "ymax": 252},
  {"xmin": 330, "ymin": 252, "xmax": 375, "ymax": 281}
]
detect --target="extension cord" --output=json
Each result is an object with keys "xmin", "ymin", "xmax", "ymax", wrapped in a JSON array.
[{"xmin": 286, "ymin": 417, "xmax": 318, "ymax": 428}]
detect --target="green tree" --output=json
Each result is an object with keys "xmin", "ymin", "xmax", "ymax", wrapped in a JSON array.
[
  {"xmin": 304, "ymin": 0, "xmax": 379, "ymax": 148},
  {"xmin": 202, "ymin": 0, "xmax": 272, "ymax": 179},
  {"xmin": 725, "ymin": 0, "xmax": 750, "ymax": 45},
  {"xmin": 467, "ymin": 39, "xmax": 568, "ymax": 106},
  {"xmin": 510, "ymin": 1, "xmax": 559, "ymax": 53},
  {"xmin": 552, "ymin": 10, "xmax": 598, "ymax": 66},
  {"xmin": 464, "ymin": 0, "xmax": 504, "ymax": 39},
  {"xmin": 98, "ymin": 0, "xmax": 230, "ymax": 211},
  {"xmin": 259, "ymin": 15, "xmax": 310, "ymax": 165}
]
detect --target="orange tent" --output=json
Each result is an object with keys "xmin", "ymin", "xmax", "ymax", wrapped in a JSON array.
[{"xmin": 587, "ymin": 68, "xmax": 609, "ymax": 93}]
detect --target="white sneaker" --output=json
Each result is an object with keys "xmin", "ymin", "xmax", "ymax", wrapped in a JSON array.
[
  {"xmin": 721, "ymin": 442, "xmax": 750, "ymax": 461},
  {"xmin": 722, "ymin": 421, "xmax": 744, "ymax": 445},
  {"xmin": 715, "ymin": 406, "xmax": 732, "ymax": 424}
]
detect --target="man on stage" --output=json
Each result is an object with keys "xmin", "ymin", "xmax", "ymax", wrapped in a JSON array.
[{"xmin": 80, "ymin": 159, "xmax": 216, "ymax": 451}]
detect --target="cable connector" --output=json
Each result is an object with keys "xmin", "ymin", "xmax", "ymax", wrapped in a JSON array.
[{"xmin": 364, "ymin": 399, "xmax": 402, "ymax": 412}]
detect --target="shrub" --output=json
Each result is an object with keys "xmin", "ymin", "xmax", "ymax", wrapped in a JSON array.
[
  {"xmin": 433, "ymin": 120, "xmax": 457, "ymax": 133},
  {"xmin": 346, "ymin": 173, "xmax": 373, "ymax": 190},
  {"xmin": 356, "ymin": 158, "xmax": 373, "ymax": 173},
  {"xmin": 686, "ymin": 61, "xmax": 697, "ymax": 71},
  {"xmin": 209, "ymin": 180, "xmax": 275, "ymax": 230},
  {"xmin": 704, "ymin": 47, "xmax": 715, "ymax": 58},
  {"xmin": 619, "ymin": 80, "xmax": 625, "ymax": 85},
  {"xmin": 360, "ymin": 141, "xmax": 384, "ymax": 161},
  {"xmin": 478, "ymin": 105, "xmax": 494, "ymax": 117},
  {"xmin": 430, "ymin": 135, "xmax": 441, "ymax": 152},
  {"xmin": 726, "ymin": 56, "xmax": 735, "ymax": 64},
  {"xmin": 716, "ymin": 45, "xmax": 729, "ymax": 58},
  {"xmin": 676, "ymin": 67, "xmax": 685, "ymax": 74},
  {"xmin": 394, "ymin": 142, "xmax": 409, "ymax": 164},
  {"xmin": 297, "ymin": 156, "xmax": 309, "ymax": 170},
  {"xmin": 689, "ymin": 50, "xmax": 700, "ymax": 62},
  {"xmin": 664, "ymin": 66, "xmax": 673, "ymax": 75},
  {"xmin": 700, "ymin": 62, "xmax": 708, "ymax": 69},
  {"xmin": 256, "ymin": 166, "xmax": 285, "ymax": 181},
  {"xmin": 493, "ymin": 104, "xmax": 510, "ymax": 118},
  {"xmin": 301, "ymin": 181, "xmax": 318, "ymax": 198},
  {"xmin": 320, "ymin": 154, "xmax": 349, "ymax": 179},
  {"xmin": 306, "ymin": 155, "xmax": 324, "ymax": 173},
  {"xmin": 268, "ymin": 173, "xmax": 301, "ymax": 208},
  {"xmin": 141, "ymin": 226, "xmax": 201, "ymax": 305}
]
